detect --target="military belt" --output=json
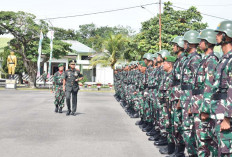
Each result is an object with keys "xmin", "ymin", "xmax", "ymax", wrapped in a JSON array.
[
  {"xmin": 172, "ymin": 80, "xmax": 180, "ymax": 86},
  {"xmin": 181, "ymin": 84, "xmax": 192, "ymax": 90},
  {"xmin": 211, "ymin": 92, "xmax": 227, "ymax": 100},
  {"xmin": 160, "ymin": 90, "xmax": 167, "ymax": 93},
  {"xmin": 9, "ymin": 63, "xmax": 15, "ymax": 64},
  {"xmin": 148, "ymin": 86, "xmax": 157, "ymax": 89},
  {"xmin": 56, "ymin": 83, "xmax": 63, "ymax": 86},
  {"xmin": 144, "ymin": 84, "xmax": 148, "ymax": 89},
  {"xmin": 159, "ymin": 97, "xmax": 167, "ymax": 104},
  {"xmin": 192, "ymin": 89, "xmax": 204, "ymax": 95}
]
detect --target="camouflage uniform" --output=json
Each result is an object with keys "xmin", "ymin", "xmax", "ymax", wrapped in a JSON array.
[
  {"xmin": 143, "ymin": 65, "xmax": 154, "ymax": 123},
  {"xmin": 159, "ymin": 71, "xmax": 175, "ymax": 144},
  {"xmin": 193, "ymin": 52, "xmax": 219, "ymax": 157},
  {"xmin": 53, "ymin": 70, "xmax": 65, "ymax": 108},
  {"xmin": 193, "ymin": 29, "xmax": 219, "ymax": 157},
  {"xmin": 180, "ymin": 50, "xmax": 201, "ymax": 156},
  {"xmin": 171, "ymin": 52, "xmax": 186, "ymax": 146},
  {"xmin": 203, "ymin": 50, "xmax": 232, "ymax": 157}
]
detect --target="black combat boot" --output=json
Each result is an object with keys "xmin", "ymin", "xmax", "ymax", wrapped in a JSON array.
[
  {"xmin": 132, "ymin": 112, "xmax": 139, "ymax": 118},
  {"xmin": 146, "ymin": 128, "xmax": 160, "ymax": 136},
  {"xmin": 55, "ymin": 105, "xmax": 58, "ymax": 113},
  {"xmin": 159, "ymin": 142, "xmax": 175, "ymax": 154},
  {"xmin": 59, "ymin": 107, "xmax": 62, "ymax": 113},
  {"xmin": 168, "ymin": 144, "xmax": 185, "ymax": 157},
  {"xmin": 135, "ymin": 119, "xmax": 144, "ymax": 125},
  {"xmin": 142, "ymin": 122, "xmax": 153, "ymax": 132},
  {"xmin": 139, "ymin": 121, "xmax": 148, "ymax": 129},
  {"xmin": 66, "ymin": 110, "xmax": 71, "ymax": 116},
  {"xmin": 154, "ymin": 134, "xmax": 168, "ymax": 146}
]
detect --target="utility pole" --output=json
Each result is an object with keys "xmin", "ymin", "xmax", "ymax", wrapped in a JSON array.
[{"xmin": 159, "ymin": 0, "xmax": 162, "ymax": 51}]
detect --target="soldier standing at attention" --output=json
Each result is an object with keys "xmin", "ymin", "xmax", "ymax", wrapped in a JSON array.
[
  {"xmin": 53, "ymin": 63, "xmax": 65, "ymax": 113},
  {"xmin": 180, "ymin": 30, "xmax": 202, "ymax": 157},
  {"xmin": 207, "ymin": 20, "xmax": 232, "ymax": 157},
  {"xmin": 63, "ymin": 60, "xmax": 83, "ymax": 116}
]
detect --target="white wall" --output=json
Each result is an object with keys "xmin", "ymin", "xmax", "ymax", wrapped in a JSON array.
[{"xmin": 96, "ymin": 65, "xmax": 114, "ymax": 85}]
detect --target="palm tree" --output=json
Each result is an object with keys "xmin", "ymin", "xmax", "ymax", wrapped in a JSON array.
[{"xmin": 90, "ymin": 34, "xmax": 127, "ymax": 70}]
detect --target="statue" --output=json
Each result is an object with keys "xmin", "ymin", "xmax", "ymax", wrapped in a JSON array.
[{"xmin": 7, "ymin": 51, "xmax": 17, "ymax": 79}]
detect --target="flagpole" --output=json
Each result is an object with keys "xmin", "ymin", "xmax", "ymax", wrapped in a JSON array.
[
  {"xmin": 47, "ymin": 30, "xmax": 54, "ymax": 89},
  {"xmin": 37, "ymin": 30, "xmax": 43, "ymax": 77}
]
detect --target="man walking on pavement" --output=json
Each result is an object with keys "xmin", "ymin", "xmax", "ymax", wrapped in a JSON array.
[{"xmin": 63, "ymin": 60, "xmax": 83, "ymax": 116}]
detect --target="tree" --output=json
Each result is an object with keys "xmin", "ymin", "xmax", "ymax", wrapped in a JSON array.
[
  {"xmin": 0, "ymin": 11, "xmax": 72, "ymax": 88},
  {"xmin": 125, "ymin": 2, "xmax": 207, "ymax": 59},
  {"xmin": 52, "ymin": 27, "xmax": 82, "ymax": 41},
  {"xmin": 90, "ymin": 34, "xmax": 127, "ymax": 70}
]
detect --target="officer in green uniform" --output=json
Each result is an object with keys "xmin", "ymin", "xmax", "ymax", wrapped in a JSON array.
[
  {"xmin": 63, "ymin": 60, "xmax": 83, "ymax": 116},
  {"xmin": 53, "ymin": 63, "xmax": 65, "ymax": 113}
]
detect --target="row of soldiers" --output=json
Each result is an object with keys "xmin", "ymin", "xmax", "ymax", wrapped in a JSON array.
[{"xmin": 114, "ymin": 20, "xmax": 232, "ymax": 157}]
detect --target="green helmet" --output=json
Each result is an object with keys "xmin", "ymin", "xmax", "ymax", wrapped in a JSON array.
[
  {"xmin": 158, "ymin": 50, "xmax": 170, "ymax": 58},
  {"xmin": 198, "ymin": 29, "xmax": 217, "ymax": 44},
  {"xmin": 152, "ymin": 53, "xmax": 158, "ymax": 59},
  {"xmin": 134, "ymin": 61, "xmax": 139, "ymax": 66},
  {"xmin": 171, "ymin": 36, "xmax": 184, "ymax": 48},
  {"xmin": 215, "ymin": 20, "xmax": 232, "ymax": 38},
  {"xmin": 183, "ymin": 30, "xmax": 200, "ymax": 44},
  {"xmin": 143, "ymin": 53, "xmax": 148, "ymax": 59},
  {"xmin": 117, "ymin": 65, "xmax": 122, "ymax": 70},
  {"xmin": 145, "ymin": 53, "xmax": 154, "ymax": 61}
]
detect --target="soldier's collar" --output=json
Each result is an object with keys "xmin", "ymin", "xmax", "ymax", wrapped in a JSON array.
[{"xmin": 223, "ymin": 50, "xmax": 232, "ymax": 58}]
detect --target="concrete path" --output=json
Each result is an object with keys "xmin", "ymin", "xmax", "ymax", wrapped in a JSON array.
[{"xmin": 0, "ymin": 90, "xmax": 164, "ymax": 157}]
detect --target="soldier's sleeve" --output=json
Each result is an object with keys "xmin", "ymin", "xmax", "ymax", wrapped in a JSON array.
[
  {"xmin": 189, "ymin": 55, "xmax": 201, "ymax": 84},
  {"xmin": 200, "ymin": 58, "xmax": 218, "ymax": 114},
  {"xmin": 78, "ymin": 71, "xmax": 83, "ymax": 78},
  {"xmin": 224, "ymin": 62, "xmax": 232, "ymax": 118},
  {"xmin": 63, "ymin": 71, "xmax": 67, "ymax": 80}
]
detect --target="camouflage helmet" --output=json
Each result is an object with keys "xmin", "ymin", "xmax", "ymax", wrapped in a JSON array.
[
  {"xmin": 215, "ymin": 20, "xmax": 232, "ymax": 38},
  {"xmin": 158, "ymin": 50, "xmax": 170, "ymax": 58},
  {"xmin": 183, "ymin": 30, "xmax": 200, "ymax": 44},
  {"xmin": 198, "ymin": 29, "xmax": 217, "ymax": 45},
  {"xmin": 171, "ymin": 36, "xmax": 184, "ymax": 48}
]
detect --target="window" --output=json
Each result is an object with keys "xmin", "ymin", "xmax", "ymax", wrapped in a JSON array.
[{"xmin": 81, "ymin": 56, "xmax": 90, "ymax": 60}]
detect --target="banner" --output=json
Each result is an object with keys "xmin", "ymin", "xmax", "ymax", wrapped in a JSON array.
[
  {"xmin": 37, "ymin": 31, "xmax": 44, "ymax": 77},
  {"xmin": 47, "ymin": 30, "xmax": 54, "ymax": 78}
]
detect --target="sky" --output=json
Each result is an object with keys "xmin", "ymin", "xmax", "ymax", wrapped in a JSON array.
[{"xmin": 0, "ymin": 0, "xmax": 231, "ymax": 35}]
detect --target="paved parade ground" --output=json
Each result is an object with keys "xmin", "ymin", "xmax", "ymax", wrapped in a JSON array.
[{"xmin": 0, "ymin": 90, "xmax": 163, "ymax": 157}]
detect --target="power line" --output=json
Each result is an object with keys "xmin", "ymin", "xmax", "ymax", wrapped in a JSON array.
[
  {"xmin": 36, "ymin": 2, "xmax": 231, "ymax": 22},
  {"xmin": 37, "ymin": 2, "xmax": 159, "ymax": 21},
  {"xmin": 171, "ymin": 4, "xmax": 230, "ymax": 21},
  {"xmin": 170, "ymin": 3, "xmax": 232, "ymax": 7}
]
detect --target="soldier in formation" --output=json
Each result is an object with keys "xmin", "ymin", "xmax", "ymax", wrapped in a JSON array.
[{"xmin": 114, "ymin": 20, "xmax": 232, "ymax": 157}]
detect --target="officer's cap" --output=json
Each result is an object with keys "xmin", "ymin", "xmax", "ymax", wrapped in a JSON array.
[{"xmin": 69, "ymin": 60, "xmax": 76, "ymax": 65}]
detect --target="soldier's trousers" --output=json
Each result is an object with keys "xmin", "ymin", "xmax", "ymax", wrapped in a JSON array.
[
  {"xmin": 181, "ymin": 99, "xmax": 197, "ymax": 156},
  {"xmin": 135, "ymin": 91, "xmax": 144, "ymax": 117},
  {"xmin": 197, "ymin": 117, "xmax": 218, "ymax": 157},
  {"xmin": 172, "ymin": 100, "xmax": 184, "ymax": 145},
  {"xmin": 54, "ymin": 85, "xmax": 65, "ymax": 108},
  {"xmin": 66, "ymin": 90, "xmax": 78, "ymax": 113},
  {"xmin": 215, "ymin": 119, "xmax": 232, "ymax": 157},
  {"xmin": 144, "ymin": 96, "xmax": 152, "ymax": 123}
]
